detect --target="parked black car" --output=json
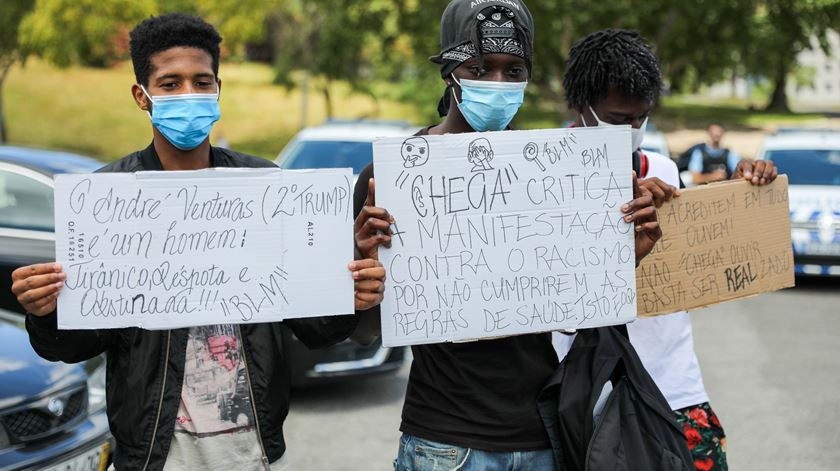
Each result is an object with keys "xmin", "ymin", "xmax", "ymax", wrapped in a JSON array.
[
  {"xmin": 0, "ymin": 309, "xmax": 111, "ymax": 471},
  {"xmin": 0, "ymin": 146, "xmax": 102, "ymax": 315},
  {"xmin": 288, "ymin": 337, "xmax": 407, "ymax": 388}
]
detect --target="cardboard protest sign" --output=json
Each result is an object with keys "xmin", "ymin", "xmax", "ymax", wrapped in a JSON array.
[
  {"xmin": 636, "ymin": 175, "xmax": 794, "ymax": 316},
  {"xmin": 373, "ymin": 127, "xmax": 638, "ymax": 347},
  {"xmin": 54, "ymin": 168, "xmax": 354, "ymax": 330}
]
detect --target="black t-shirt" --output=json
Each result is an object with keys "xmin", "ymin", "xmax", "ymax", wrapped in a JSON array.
[{"xmin": 353, "ymin": 127, "xmax": 558, "ymax": 451}]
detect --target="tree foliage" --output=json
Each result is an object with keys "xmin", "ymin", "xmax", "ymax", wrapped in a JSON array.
[
  {"xmin": 264, "ymin": 0, "xmax": 400, "ymax": 116},
  {"xmin": 741, "ymin": 0, "xmax": 840, "ymax": 111},
  {"xmin": 8, "ymin": 0, "xmax": 840, "ymax": 119},
  {"xmin": 157, "ymin": 0, "xmax": 279, "ymax": 57},
  {"xmin": 19, "ymin": 0, "xmax": 156, "ymax": 68},
  {"xmin": 0, "ymin": 0, "xmax": 36, "ymax": 142}
]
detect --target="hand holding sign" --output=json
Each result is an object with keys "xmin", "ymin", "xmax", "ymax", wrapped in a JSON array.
[
  {"xmin": 733, "ymin": 159, "xmax": 778, "ymax": 186},
  {"xmin": 350, "ymin": 258, "xmax": 387, "ymax": 310},
  {"xmin": 639, "ymin": 177, "xmax": 681, "ymax": 208},
  {"xmin": 626, "ymin": 172, "xmax": 662, "ymax": 264},
  {"xmin": 11, "ymin": 263, "xmax": 65, "ymax": 317},
  {"xmin": 354, "ymin": 178, "xmax": 394, "ymax": 260}
]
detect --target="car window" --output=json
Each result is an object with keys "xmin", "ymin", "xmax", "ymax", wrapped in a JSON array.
[
  {"xmin": 765, "ymin": 149, "xmax": 840, "ymax": 186},
  {"xmin": 280, "ymin": 141, "xmax": 373, "ymax": 174},
  {"xmin": 0, "ymin": 169, "xmax": 54, "ymax": 231}
]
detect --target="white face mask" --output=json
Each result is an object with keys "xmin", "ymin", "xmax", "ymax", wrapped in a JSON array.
[{"xmin": 585, "ymin": 106, "xmax": 648, "ymax": 151}]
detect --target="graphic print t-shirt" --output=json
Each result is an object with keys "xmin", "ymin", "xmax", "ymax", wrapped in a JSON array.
[{"xmin": 164, "ymin": 325, "xmax": 282, "ymax": 471}]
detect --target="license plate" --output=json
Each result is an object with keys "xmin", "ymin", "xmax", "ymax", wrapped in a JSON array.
[
  {"xmin": 43, "ymin": 442, "xmax": 109, "ymax": 471},
  {"xmin": 803, "ymin": 242, "xmax": 840, "ymax": 256}
]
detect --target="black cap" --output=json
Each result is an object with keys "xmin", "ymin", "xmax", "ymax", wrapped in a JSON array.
[{"xmin": 430, "ymin": 0, "xmax": 534, "ymax": 66}]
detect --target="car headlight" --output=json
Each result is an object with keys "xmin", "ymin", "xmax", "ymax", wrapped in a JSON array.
[{"xmin": 87, "ymin": 360, "xmax": 107, "ymax": 414}]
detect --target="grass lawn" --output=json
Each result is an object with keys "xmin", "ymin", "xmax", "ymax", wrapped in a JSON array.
[
  {"xmin": 3, "ymin": 60, "xmax": 831, "ymax": 161},
  {"xmin": 653, "ymin": 96, "xmax": 828, "ymax": 131},
  {"xmin": 517, "ymin": 95, "xmax": 828, "ymax": 133},
  {"xmin": 3, "ymin": 60, "xmax": 419, "ymax": 161}
]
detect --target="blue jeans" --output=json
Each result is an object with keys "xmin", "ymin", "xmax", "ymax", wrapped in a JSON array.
[{"xmin": 395, "ymin": 434, "xmax": 556, "ymax": 471}]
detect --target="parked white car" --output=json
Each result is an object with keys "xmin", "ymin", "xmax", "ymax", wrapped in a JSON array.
[
  {"xmin": 757, "ymin": 129, "xmax": 840, "ymax": 276},
  {"xmin": 276, "ymin": 119, "xmax": 419, "ymax": 180},
  {"xmin": 641, "ymin": 128, "xmax": 670, "ymax": 158}
]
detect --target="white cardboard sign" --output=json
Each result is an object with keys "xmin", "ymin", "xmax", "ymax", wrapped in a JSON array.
[
  {"xmin": 373, "ymin": 127, "xmax": 637, "ymax": 347},
  {"xmin": 54, "ymin": 168, "xmax": 354, "ymax": 330}
]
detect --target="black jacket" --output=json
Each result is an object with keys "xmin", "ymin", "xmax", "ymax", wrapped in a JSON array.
[
  {"xmin": 538, "ymin": 327, "xmax": 693, "ymax": 471},
  {"xmin": 26, "ymin": 144, "xmax": 358, "ymax": 470}
]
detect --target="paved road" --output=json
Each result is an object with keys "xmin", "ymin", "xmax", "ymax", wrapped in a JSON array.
[{"xmin": 284, "ymin": 277, "xmax": 839, "ymax": 470}]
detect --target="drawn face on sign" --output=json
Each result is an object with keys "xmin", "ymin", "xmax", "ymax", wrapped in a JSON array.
[
  {"xmin": 467, "ymin": 137, "xmax": 494, "ymax": 172},
  {"xmin": 400, "ymin": 137, "xmax": 430, "ymax": 168}
]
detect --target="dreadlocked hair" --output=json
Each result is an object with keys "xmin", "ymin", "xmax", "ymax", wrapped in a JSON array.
[{"xmin": 563, "ymin": 29, "xmax": 662, "ymax": 110}]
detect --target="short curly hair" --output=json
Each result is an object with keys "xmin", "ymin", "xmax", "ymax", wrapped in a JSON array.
[
  {"xmin": 129, "ymin": 13, "xmax": 222, "ymax": 86},
  {"xmin": 563, "ymin": 29, "xmax": 662, "ymax": 111}
]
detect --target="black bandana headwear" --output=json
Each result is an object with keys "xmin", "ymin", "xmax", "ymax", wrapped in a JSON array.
[{"xmin": 434, "ymin": 2, "xmax": 533, "ymax": 117}]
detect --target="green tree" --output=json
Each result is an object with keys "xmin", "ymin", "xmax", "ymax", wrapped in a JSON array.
[
  {"xmin": 158, "ymin": 0, "xmax": 278, "ymax": 58},
  {"xmin": 388, "ymin": 0, "xmax": 758, "ymax": 116},
  {"xmin": 267, "ymin": 0, "xmax": 399, "ymax": 118},
  {"xmin": 0, "ymin": 0, "xmax": 35, "ymax": 143},
  {"xmin": 19, "ymin": 0, "xmax": 156, "ymax": 68},
  {"xmin": 742, "ymin": 0, "xmax": 840, "ymax": 112}
]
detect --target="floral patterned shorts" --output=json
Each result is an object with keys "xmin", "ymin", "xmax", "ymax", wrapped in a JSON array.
[{"xmin": 675, "ymin": 402, "xmax": 728, "ymax": 471}]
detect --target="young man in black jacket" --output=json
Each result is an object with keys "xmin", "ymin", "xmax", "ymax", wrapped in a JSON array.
[{"xmin": 11, "ymin": 14, "xmax": 385, "ymax": 471}]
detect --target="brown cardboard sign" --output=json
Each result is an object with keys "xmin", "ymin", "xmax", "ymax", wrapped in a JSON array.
[{"xmin": 636, "ymin": 175, "xmax": 794, "ymax": 317}]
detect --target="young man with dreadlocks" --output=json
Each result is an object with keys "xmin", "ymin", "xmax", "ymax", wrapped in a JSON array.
[
  {"xmin": 554, "ymin": 29, "xmax": 778, "ymax": 471},
  {"xmin": 351, "ymin": 3, "xmax": 662, "ymax": 470}
]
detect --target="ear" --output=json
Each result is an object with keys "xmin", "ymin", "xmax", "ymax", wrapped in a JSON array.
[
  {"xmin": 216, "ymin": 78, "xmax": 222, "ymax": 100},
  {"xmin": 131, "ymin": 84, "xmax": 149, "ymax": 111}
]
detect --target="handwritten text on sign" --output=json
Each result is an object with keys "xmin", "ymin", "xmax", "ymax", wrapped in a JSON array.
[
  {"xmin": 636, "ymin": 176, "xmax": 794, "ymax": 316},
  {"xmin": 373, "ymin": 127, "xmax": 637, "ymax": 347},
  {"xmin": 54, "ymin": 168, "xmax": 354, "ymax": 330}
]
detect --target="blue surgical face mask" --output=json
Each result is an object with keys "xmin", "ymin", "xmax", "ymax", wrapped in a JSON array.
[
  {"xmin": 452, "ymin": 76, "xmax": 527, "ymax": 132},
  {"xmin": 141, "ymin": 85, "xmax": 221, "ymax": 151},
  {"xmin": 585, "ymin": 105, "xmax": 648, "ymax": 151}
]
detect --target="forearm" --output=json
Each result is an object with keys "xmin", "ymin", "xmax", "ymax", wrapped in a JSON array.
[
  {"xmin": 284, "ymin": 314, "xmax": 358, "ymax": 349},
  {"xmin": 350, "ymin": 305, "xmax": 382, "ymax": 345},
  {"xmin": 26, "ymin": 312, "xmax": 110, "ymax": 363}
]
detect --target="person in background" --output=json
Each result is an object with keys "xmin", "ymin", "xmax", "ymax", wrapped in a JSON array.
[
  {"xmin": 11, "ymin": 14, "xmax": 385, "ymax": 471},
  {"xmin": 557, "ymin": 28, "xmax": 777, "ymax": 471},
  {"xmin": 351, "ymin": 3, "xmax": 662, "ymax": 470},
  {"xmin": 689, "ymin": 123, "xmax": 742, "ymax": 184}
]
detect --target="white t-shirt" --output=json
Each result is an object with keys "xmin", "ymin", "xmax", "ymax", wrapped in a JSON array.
[
  {"xmin": 162, "ymin": 324, "xmax": 288, "ymax": 471},
  {"xmin": 552, "ymin": 151, "xmax": 709, "ymax": 411}
]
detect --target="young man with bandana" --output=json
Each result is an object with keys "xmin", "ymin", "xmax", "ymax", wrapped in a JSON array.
[
  {"xmin": 11, "ymin": 14, "xmax": 386, "ymax": 471},
  {"xmin": 352, "ymin": 2, "xmax": 662, "ymax": 469},
  {"xmin": 554, "ymin": 29, "xmax": 778, "ymax": 471}
]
